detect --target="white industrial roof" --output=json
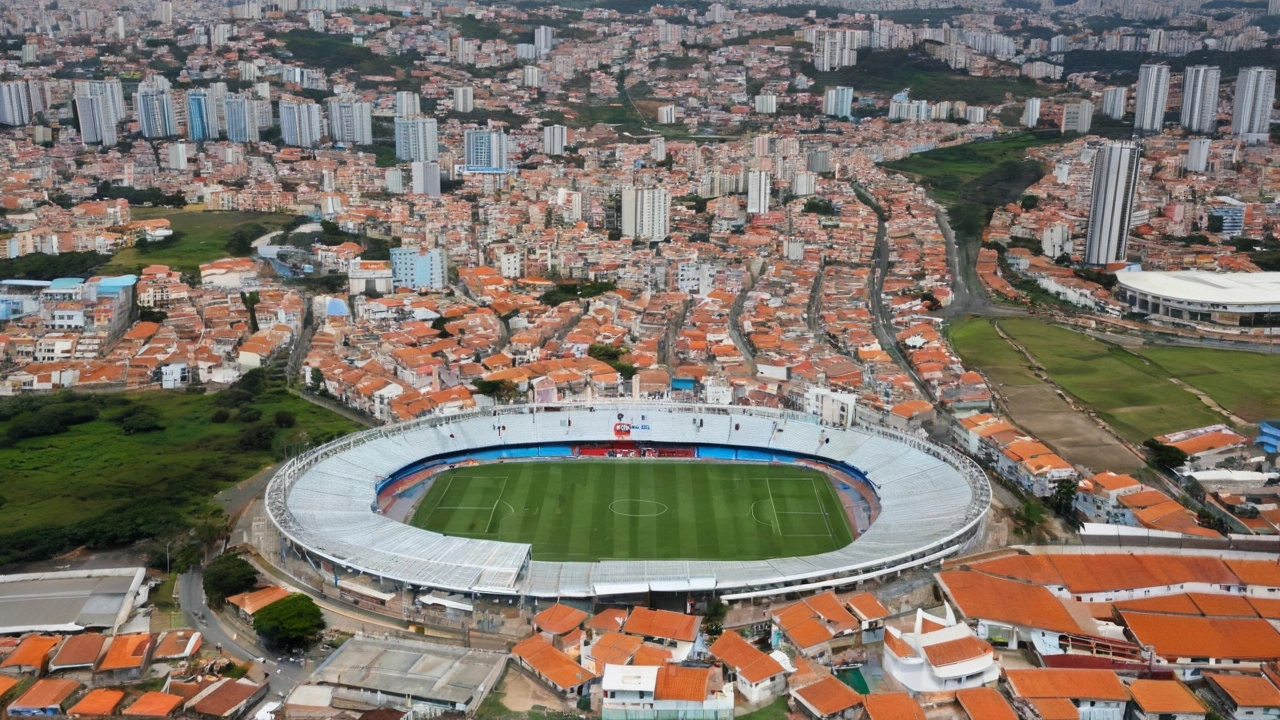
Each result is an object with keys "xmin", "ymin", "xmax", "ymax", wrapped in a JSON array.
[
  {"xmin": 267, "ymin": 403, "xmax": 990, "ymax": 598},
  {"xmin": 1116, "ymin": 271, "xmax": 1280, "ymax": 306}
]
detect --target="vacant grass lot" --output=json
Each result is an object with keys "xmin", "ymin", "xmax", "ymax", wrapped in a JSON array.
[
  {"xmin": 947, "ymin": 318, "xmax": 1042, "ymax": 387},
  {"xmin": 100, "ymin": 208, "xmax": 297, "ymax": 277},
  {"xmin": 0, "ymin": 390, "xmax": 360, "ymax": 537},
  {"xmin": 410, "ymin": 460, "xmax": 853, "ymax": 562},
  {"xmin": 1133, "ymin": 346, "xmax": 1280, "ymax": 423},
  {"xmin": 882, "ymin": 131, "xmax": 1063, "ymax": 207},
  {"xmin": 990, "ymin": 319, "xmax": 1230, "ymax": 442}
]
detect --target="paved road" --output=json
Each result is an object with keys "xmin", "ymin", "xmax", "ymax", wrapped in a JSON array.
[
  {"xmin": 934, "ymin": 206, "xmax": 1025, "ymax": 319},
  {"xmin": 179, "ymin": 571, "xmax": 312, "ymax": 713}
]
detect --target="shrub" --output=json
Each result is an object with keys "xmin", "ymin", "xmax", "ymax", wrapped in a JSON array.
[
  {"xmin": 274, "ymin": 411, "xmax": 297, "ymax": 428},
  {"xmin": 211, "ymin": 409, "xmax": 232, "ymax": 423}
]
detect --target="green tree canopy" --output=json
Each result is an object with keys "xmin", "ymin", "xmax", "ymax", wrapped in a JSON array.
[
  {"xmin": 253, "ymin": 593, "xmax": 325, "ymax": 651},
  {"xmin": 202, "ymin": 554, "xmax": 259, "ymax": 608}
]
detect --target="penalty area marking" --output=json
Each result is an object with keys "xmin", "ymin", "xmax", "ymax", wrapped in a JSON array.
[
  {"xmin": 750, "ymin": 500, "xmax": 780, "ymax": 535},
  {"xmin": 608, "ymin": 499, "xmax": 669, "ymax": 518}
]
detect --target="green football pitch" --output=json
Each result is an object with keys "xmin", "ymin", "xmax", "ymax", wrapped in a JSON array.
[{"xmin": 407, "ymin": 460, "xmax": 855, "ymax": 562}]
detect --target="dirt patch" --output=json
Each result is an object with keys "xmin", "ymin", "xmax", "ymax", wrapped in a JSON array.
[
  {"xmin": 498, "ymin": 669, "xmax": 573, "ymax": 713},
  {"xmin": 998, "ymin": 382, "xmax": 1145, "ymax": 473}
]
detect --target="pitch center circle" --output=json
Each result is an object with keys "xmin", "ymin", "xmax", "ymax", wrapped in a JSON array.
[{"xmin": 608, "ymin": 499, "xmax": 669, "ymax": 517}]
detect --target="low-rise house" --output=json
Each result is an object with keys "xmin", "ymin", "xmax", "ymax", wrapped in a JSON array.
[
  {"xmin": 511, "ymin": 635, "xmax": 595, "ymax": 698},
  {"xmin": 94, "ymin": 632, "xmax": 153, "ymax": 683},
  {"xmin": 771, "ymin": 591, "xmax": 859, "ymax": 662},
  {"xmin": 622, "ymin": 608, "xmax": 701, "ymax": 662},
  {"xmin": 153, "ymin": 630, "xmax": 203, "ymax": 662},
  {"xmin": 225, "ymin": 586, "xmax": 291, "ymax": 623},
  {"xmin": 124, "ymin": 691, "xmax": 186, "ymax": 717},
  {"xmin": 1204, "ymin": 673, "xmax": 1280, "ymax": 720},
  {"xmin": 8, "ymin": 678, "xmax": 81, "ymax": 717},
  {"xmin": 1074, "ymin": 471, "xmax": 1145, "ymax": 524},
  {"xmin": 1003, "ymin": 668, "xmax": 1129, "ymax": 720},
  {"xmin": 862, "ymin": 692, "xmax": 926, "ymax": 720},
  {"xmin": 846, "ymin": 593, "xmax": 891, "ymax": 643},
  {"xmin": 68, "ymin": 688, "xmax": 126, "ymax": 717},
  {"xmin": 533, "ymin": 603, "xmax": 588, "ymax": 651},
  {"xmin": 186, "ymin": 678, "xmax": 269, "ymax": 719},
  {"xmin": 600, "ymin": 664, "xmax": 732, "ymax": 720},
  {"xmin": 49, "ymin": 633, "xmax": 107, "ymax": 675},
  {"xmin": 882, "ymin": 605, "xmax": 999, "ymax": 695},
  {"xmin": 955, "ymin": 687, "xmax": 1018, "ymax": 720},
  {"xmin": 0, "ymin": 635, "xmax": 61, "ymax": 677},
  {"xmin": 790, "ymin": 676, "xmax": 862, "ymax": 720},
  {"xmin": 707, "ymin": 631, "xmax": 786, "ymax": 704},
  {"xmin": 1121, "ymin": 611, "xmax": 1280, "ymax": 677},
  {"xmin": 1155, "ymin": 425, "xmax": 1250, "ymax": 470},
  {"xmin": 1127, "ymin": 679, "xmax": 1207, "ymax": 720}
]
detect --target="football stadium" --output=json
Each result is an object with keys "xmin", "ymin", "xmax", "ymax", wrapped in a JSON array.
[{"xmin": 265, "ymin": 403, "xmax": 990, "ymax": 600}]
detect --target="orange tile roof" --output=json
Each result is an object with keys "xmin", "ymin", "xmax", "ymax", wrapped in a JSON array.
[
  {"xmin": 956, "ymin": 687, "xmax": 1018, "ymax": 720},
  {"xmin": 586, "ymin": 608, "xmax": 629, "ymax": 633},
  {"xmin": 883, "ymin": 631, "xmax": 915, "ymax": 659},
  {"xmin": 846, "ymin": 593, "xmax": 890, "ymax": 622},
  {"xmin": 123, "ymin": 691, "xmax": 185, "ymax": 717},
  {"xmin": 588, "ymin": 632, "xmax": 642, "ymax": 667},
  {"xmin": 0, "ymin": 675, "xmax": 18, "ymax": 699},
  {"xmin": 966, "ymin": 554, "xmax": 1065, "ymax": 586},
  {"xmin": 0, "ymin": 634, "xmax": 61, "ymax": 670},
  {"xmin": 1225, "ymin": 559, "xmax": 1280, "ymax": 588},
  {"xmin": 921, "ymin": 635, "xmax": 993, "ymax": 667},
  {"xmin": 938, "ymin": 570, "xmax": 1082, "ymax": 634},
  {"xmin": 1127, "ymin": 679, "xmax": 1206, "ymax": 714},
  {"xmin": 862, "ymin": 692, "xmax": 926, "ymax": 720},
  {"xmin": 534, "ymin": 604, "xmax": 589, "ymax": 635},
  {"xmin": 11, "ymin": 678, "xmax": 81, "ymax": 710},
  {"xmin": 68, "ymin": 688, "xmax": 125, "ymax": 716},
  {"xmin": 623, "ymin": 607, "xmax": 700, "ymax": 642},
  {"xmin": 1121, "ymin": 612, "xmax": 1280, "ymax": 661},
  {"xmin": 51, "ymin": 633, "xmax": 106, "ymax": 669},
  {"xmin": 654, "ymin": 665, "xmax": 711, "ymax": 702},
  {"xmin": 96, "ymin": 633, "xmax": 152, "ymax": 672},
  {"xmin": 631, "ymin": 644, "xmax": 672, "ymax": 666},
  {"xmin": 511, "ymin": 635, "xmax": 595, "ymax": 690},
  {"xmin": 1005, "ymin": 669, "xmax": 1129, "ymax": 701},
  {"xmin": 708, "ymin": 631, "xmax": 784, "ymax": 684},
  {"xmin": 793, "ymin": 677, "xmax": 862, "ymax": 716},
  {"xmin": 1206, "ymin": 673, "xmax": 1280, "ymax": 708},
  {"xmin": 226, "ymin": 586, "xmax": 290, "ymax": 615},
  {"xmin": 1029, "ymin": 697, "xmax": 1080, "ymax": 720}
]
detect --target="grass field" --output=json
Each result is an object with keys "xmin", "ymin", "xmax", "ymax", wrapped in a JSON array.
[
  {"xmin": 409, "ymin": 460, "xmax": 854, "ymax": 562},
  {"xmin": 952, "ymin": 317, "xmax": 1240, "ymax": 442},
  {"xmin": 99, "ymin": 208, "xmax": 298, "ymax": 277},
  {"xmin": 0, "ymin": 383, "xmax": 361, "ymax": 566},
  {"xmin": 1126, "ymin": 346, "xmax": 1280, "ymax": 424}
]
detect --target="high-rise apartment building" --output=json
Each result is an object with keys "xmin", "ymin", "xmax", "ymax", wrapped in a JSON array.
[
  {"xmin": 394, "ymin": 116, "xmax": 438, "ymax": 162},
  {"xmin": 0, "ymin": 81, "xmax": 33, "ymax": 126},
  {"xmin": 621, "ymin": 186, "xmax": 670, "ymax": 241},
  {"xmin": 1101, "ymin": 86, "xmax": 1127, "ymax": 120},
  {"xmin": 223, "ymin": 93, "xmax": 259, "ymax": 143},
  {"xmin": 1061, "ymin": 100, "xmax": 1093, "ymax": 134},
  {"xmin": 1133, "ymin": 64, "xmax": 1170, "ymax": 134},
  {"xmin": 135, "ymin": 77, "xmax": 177, "ymax": 138},
  {"xmin": 452, "ymin": 86, "xmax": 474, "ymax": 113},
  {"xmin": 325, "ymin": 96, "xmax": 372, "ymax": 146},
  {"xmin": 394, "ymin": 91, "xmax": 420, "ymax": 118},
  {"xmin": 542, "ymin": 124, "xmax": 567, "ymax": 156},
  {"xmin": 186, "ymin": 89, "xmax": 213, "ymax": 140},
  {"xmin": 1180, "ymin": 65, "xmax": 1221, "ymax": 134},
  {"xmin": 747, "ymin": 169, "xmax": 771, "ymax": 214},
  {"xmin": 1232, "ymin": 66, "xmax": 1276, "ymax": 144},
  {"xmin": 463, "ymin": 129, "xmax": 509, "ymax": 173},
  {"xmin": 1021, "ymin": 97, "xmax": 1041, "ymax": 128},
  {"xmin": 75, "ymin": 94, "xmax": 117, "ymax": 145},
  {"xmin": 390, "ymin": 246, "xmax": 448, "ymax": 290},
  {"xmin": 1085, "ymin": 142, "xmax": 1142, "ymax": 266},
  {"xmin": 1185, "ymin": 137, "xmax": 1211, "ymax": 173},
  {"xmin": 823, "ymin": 86, "xmax": 854, "ymax": 119},
  {"xmin": 279, "ymin": 99, "xmax": 322, "ymax": 147}
]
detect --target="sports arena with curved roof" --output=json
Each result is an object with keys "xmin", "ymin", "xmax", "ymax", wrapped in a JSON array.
[{"xmin": 265, "ymin": 403, "xmax": 990, "ymax": 600}]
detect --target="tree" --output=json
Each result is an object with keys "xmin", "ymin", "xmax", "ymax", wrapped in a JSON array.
[
  {"xmin": 274, "ymin": 410, "xmax": 297, "ymax": 428},
  {"xmin": 202, "ymin": 554, "xmax": 259, "ymax": 608},
  {"xmin": 253, "ymin": 593, "xmax": 325, "ymax": 651},
  {"xmin": 1019, "ymin": 194, "xmax": 1039, "ymax": 210},
  {"xmin": 1143, "ymin": 439, "xmax": 1189, "ymax": 470},
  {"xmin": 239, "ymin": 291, "xmax": 261, "ymax": 333},
  {"xmin": 1207, "ymin": 214, "xmax": 1225, "ymax": 233},
  {"xmin": 237, "ymin": 421, "xmax": 276, "ymax": 451},
  {"xmin": 308, "ymin": 367, "xmax": 326, "ymax": 395},
  {"xmin": 702, "ymin": 598, "xmax": 728, "ymax": 641},
  {"xmin": 1010, "ymin": 499, "xmax": 1051, "ymax": 541},
  {"xmin": 473, "ymin": 379, "xmax": 519, "ymax": 403}
]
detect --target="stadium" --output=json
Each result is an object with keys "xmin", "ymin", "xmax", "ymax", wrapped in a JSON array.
[{"xmin": 265, "ymin": 403, "xmax": 990, "ymax": 601}]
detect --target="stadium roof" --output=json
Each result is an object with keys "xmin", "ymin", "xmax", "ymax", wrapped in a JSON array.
[
  {"xmin": 268, "ymin": 404, "xmax": 988, "ymax": 599},
  {"xmin": 1116, "ymin": 270, "xmax": 1280, "ymax": 306}
]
